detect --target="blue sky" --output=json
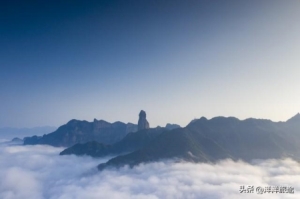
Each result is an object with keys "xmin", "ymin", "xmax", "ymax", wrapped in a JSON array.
[{"xmin": 1, "ymin": 0, "xmax": 300, "ymax": 128}]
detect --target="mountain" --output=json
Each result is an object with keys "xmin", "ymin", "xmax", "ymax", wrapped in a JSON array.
[
  {"xmin": 165, "ymin": 123, "xmax": 181, "ymax": 130},
  {"xmin": 24, "ymin": 119, "xmax": 137, "ymax": 147},
  {"xmin": 286, "ymin": 113, "xmax": 300, "ymax": 123},
  {"xmin": 60, "ymin": 141, "xmax": 112, "ymax": 157},
  {"xmin": 11, "ymin": 137, "xmax": 23, "ymax": 142},
  {"xmin": 138, "ymin": 110, "xmax": 150, "ymax": 130},
  {"xmin": 126, "ymin": 123, "xmax": 138, "ymax": 134},
  {"xmin": 0, "ymin": 126, "xmax": 56, "ymax": 140},
  {"xmin": 60, "ymin": 127, "xmax": 167, "ymax": 157},
  {"xmin": 98, "ymin": 114, "xmax": 300, "ymax": 170},
  {"xmin": 11, "ymin": 137, "xmax": 23, "ymax": 144}
]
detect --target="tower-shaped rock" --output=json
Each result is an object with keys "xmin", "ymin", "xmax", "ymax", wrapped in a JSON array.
[{"xmin": 138, "ymin": 110, "xmax": 150, "ymax": 130}]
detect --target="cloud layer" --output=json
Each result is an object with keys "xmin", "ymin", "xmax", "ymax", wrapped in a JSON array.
[{"xmin": 0, "ymin": 142, "xmax": 299, "ymax": 199}]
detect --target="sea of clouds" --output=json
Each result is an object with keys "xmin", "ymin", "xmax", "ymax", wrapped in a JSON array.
[{"xmin": 0, "ymin": 141, "xmax": 299, "ymax": 199}]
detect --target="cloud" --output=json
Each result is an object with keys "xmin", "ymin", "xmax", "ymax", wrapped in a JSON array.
[{"xmin": 0, "ymin": 142, "xmax": 299, "ymax": 199}]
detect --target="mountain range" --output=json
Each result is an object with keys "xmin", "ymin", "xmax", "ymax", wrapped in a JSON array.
[
  {"xmin": 23, "ymin": 110, "xmax": 177, "ymax": 148},
  {"xmin": 97, "ymin": 113, "xmax": 300, "ymax": 170},
  {"xmin": 21, "ymin": 111, "xmax": 300, "ymax": 171}
]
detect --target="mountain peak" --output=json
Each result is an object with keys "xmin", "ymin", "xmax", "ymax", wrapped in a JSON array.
[
  {"xmin": 138, "ymin": 110, "xmax": 149, "ymax": 130},
  {"xmin": 286, "ymin": 113, "xmax": 300, "ymax": 123}
]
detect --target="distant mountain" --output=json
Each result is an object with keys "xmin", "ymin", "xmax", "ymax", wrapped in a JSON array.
[
  {"xmin": 0, "ymin": 126, "xmax": 56, "ymax": 140},
  {"xmin": 98, "ymin": 114, "xmax": 300, "ymax": 170},
  {"xmin": 286, "ymin": 113, "xmax": 300, "ymax": 123},
  {"xmin": 11, "ymin": 137, "xmax": 23, "ymax": 144},
  {"xmin": 165, "ymin": 123, "xmax": 181, "ymax": 130},
  {"xmin": 60, "ymin": 127, "xmax": 167, "ymax": 157},
  {"xmin": 24, "ymin": 119, "xmax": 138, "ymax": 147},
  {"xmin": 11, "ymin": 137, "xmax": 23, "ymax": 142}
]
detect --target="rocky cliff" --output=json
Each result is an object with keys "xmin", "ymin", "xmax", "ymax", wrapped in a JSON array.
[{"xmin": 138, "ymin": 110, "xmax": 149, "ymax": 130}]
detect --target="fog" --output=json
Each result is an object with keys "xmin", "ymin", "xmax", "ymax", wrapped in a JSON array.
[{"xmin": 0, "ymin": 142, "xmax": 299, "ymax": 199}]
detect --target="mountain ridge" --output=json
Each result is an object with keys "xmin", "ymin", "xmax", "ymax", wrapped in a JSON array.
[
  {"xmin": 98, "ymin": 114, "xmax": 300, "ymax": 170},
  {"xmin": 24, "ymin": 119, "xmax": 138, "ymax": 147},
  {"xmin": 60, "ymin": 127, "xmax": 167, "ymax": 157}
]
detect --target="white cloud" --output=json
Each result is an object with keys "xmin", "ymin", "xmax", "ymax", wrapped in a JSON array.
[{"xmin": 0, "ymin": 142, "xmax": 299, "ymax": 199}]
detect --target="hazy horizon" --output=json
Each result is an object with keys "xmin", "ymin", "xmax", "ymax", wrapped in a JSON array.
[{"xmin": 1, "ymin": 0, "xmax": 300, "ymax": 128}]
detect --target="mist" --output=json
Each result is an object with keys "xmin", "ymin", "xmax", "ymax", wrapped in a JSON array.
[{"xmin": 0, "ymin": 142, "xmax": 299, "ymax": 199}]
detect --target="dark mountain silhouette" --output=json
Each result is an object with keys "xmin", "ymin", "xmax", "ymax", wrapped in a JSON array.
[
  {"xmin": 98, "ymin": 114, "xmax": 300, "ymax": 170},
  {"xmin": 60, "ymin": 127, "xmax": 167, "ymax": 157},
  {"xmin": 24, "ymin": 119, "xmax": 137, "ymax": 147}
]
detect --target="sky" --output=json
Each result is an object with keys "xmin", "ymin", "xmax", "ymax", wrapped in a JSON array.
[
  {"xmin": 1, "ymin": 0, "xmax": 300, "ymax": 128},
  {"xmin": 0, "ymin": 142, "xmax": 299, "ymax": 199}
]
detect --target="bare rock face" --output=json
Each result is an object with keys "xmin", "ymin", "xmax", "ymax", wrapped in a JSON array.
[{"xmin": 138, "ymin": 110, "xmax": 150, "ymax": 131}]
